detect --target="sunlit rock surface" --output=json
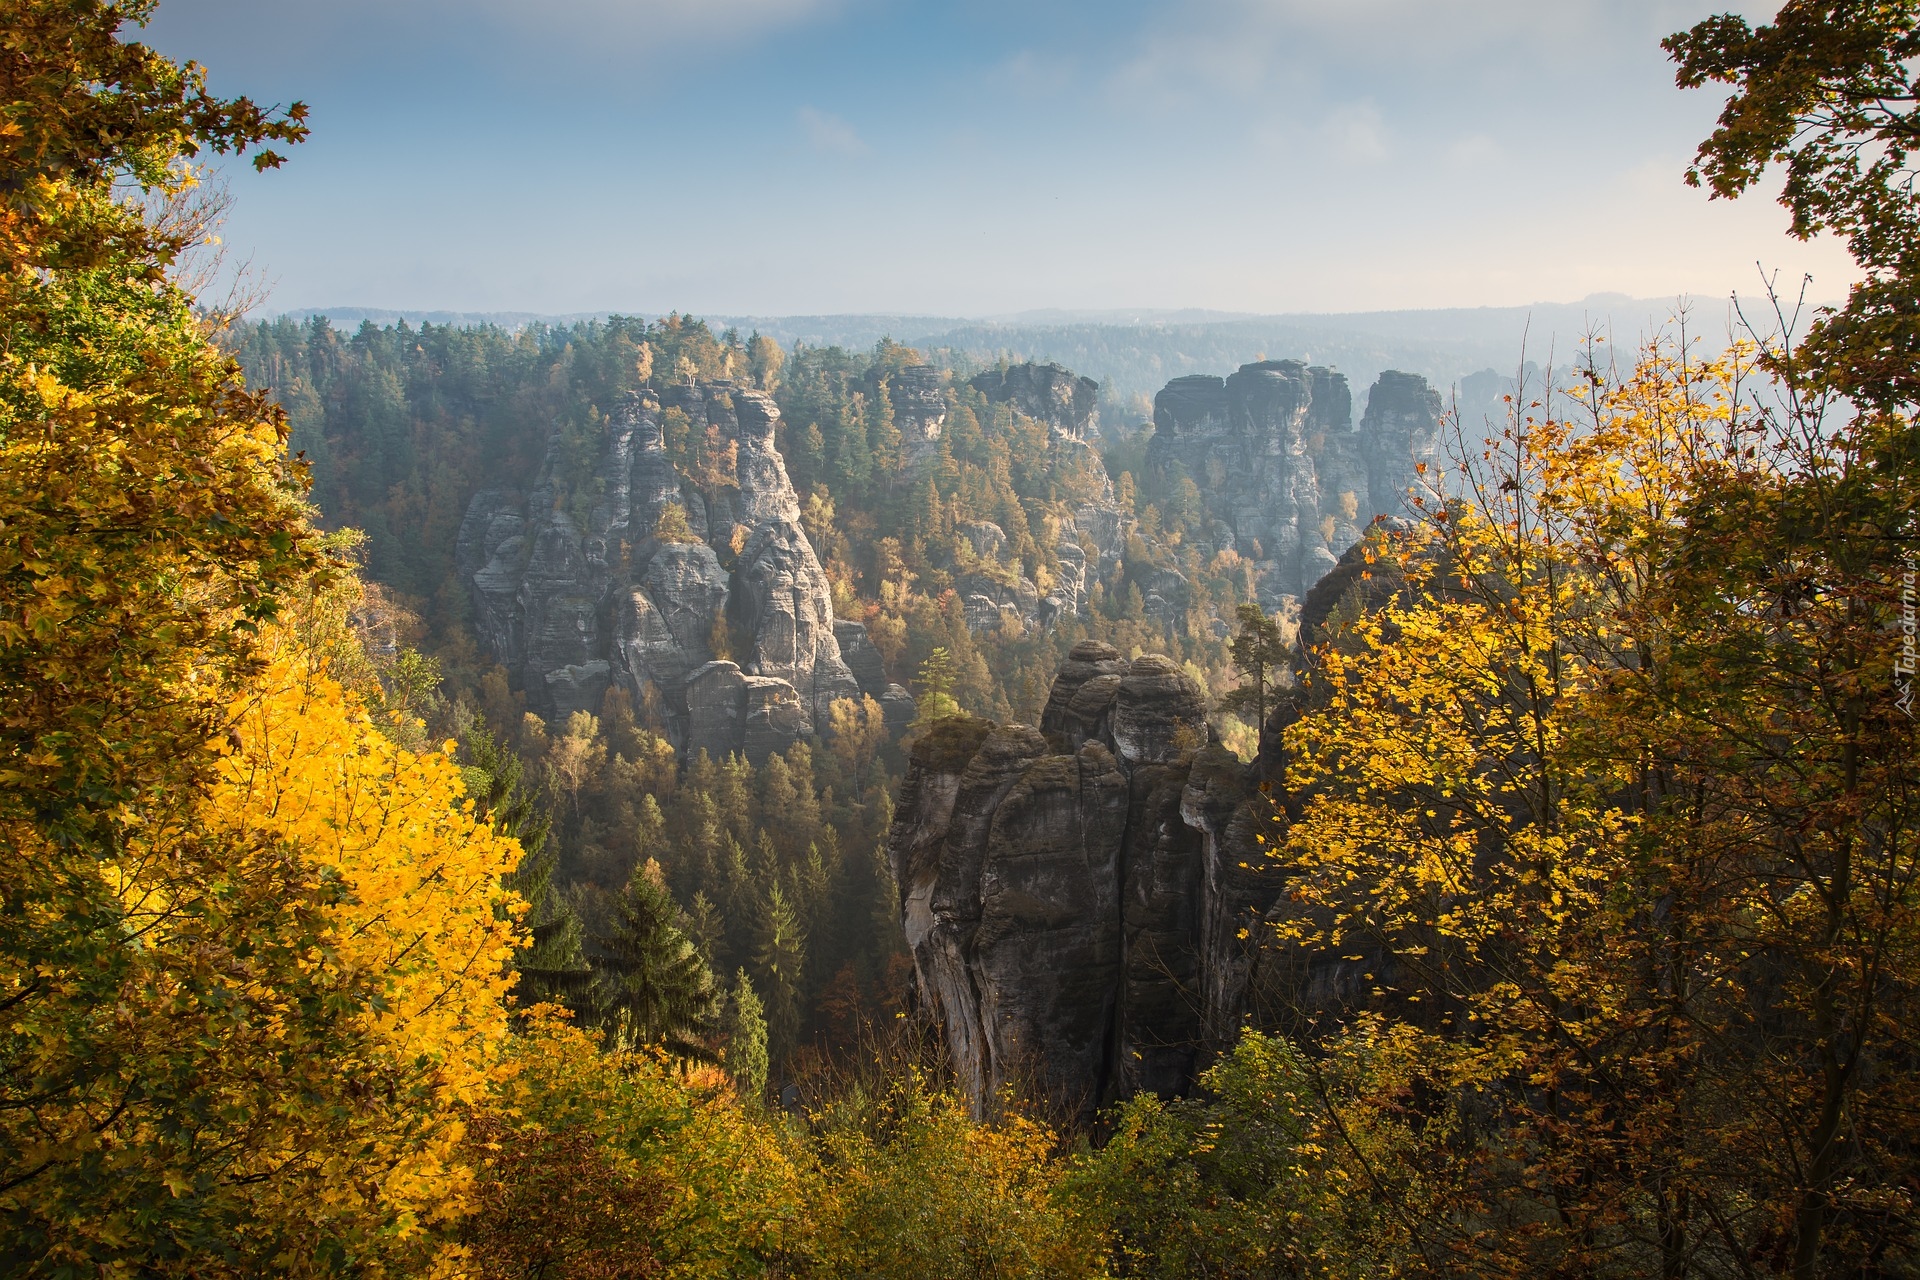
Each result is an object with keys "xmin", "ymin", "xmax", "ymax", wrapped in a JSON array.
[
  {"xmin": 458, "ymin": 381, "xmax": 864, "ymax": 761},
  {"xmin": 1146, "ymin": 361, "xmax": 1440, "ymax": 603}
]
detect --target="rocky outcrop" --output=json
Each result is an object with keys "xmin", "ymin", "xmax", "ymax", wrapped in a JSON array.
[
  {"xmin": 971, "ymin": 362, "xmax": 1100, "ymax": 443},
  {"xmin": 872, "ymin": 359, "xmax": 1130, "ymax": 635},
  {"xmin": 1146, "ymin": 362, "xmax": 1440, "ymax": 603},
  {"xmin": 891, "ymin": 642, "xmax": 1274, "ymax": 1123},
  {"xmin": 882, "ymin": 363, "xmax": 948, "ymax": 468},
  {"xmin": 1360, "ymin": 371, "xmax": 1445, "ymax": 519},
  {"xmin": 966, "ymin": 362, "xmax": 1128, "ymax": 630},
  {"xmin": 458, "ymin": 380, "xmax": 870, "ymax": 762}
]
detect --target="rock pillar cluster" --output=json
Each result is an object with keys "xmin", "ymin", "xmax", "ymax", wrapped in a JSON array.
[
  {"xmin": 458, "ymin": 381, "xmax": 912, "ymax": 760},
  {"xmin": 1146, "ymin": 361, "xmax": 1441, "ymax": 603},
  {"xmin": 955, "ymin": 362, "xmax": 1128, "ymax": 631}
]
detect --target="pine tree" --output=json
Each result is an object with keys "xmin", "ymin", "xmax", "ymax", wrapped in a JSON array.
[
  {"xmin": 723, "ymin": 970, "xmax": 770, "ymax": 1102},
  {"xmin": 753, "ymin": 882, "xmax": 809, "ymax": 1063},
  {"xmin": 1217, "ymin": 603, "xmax": 1290, "ymax": 732},
  {"xmin": 466, "ymin": 724, "xmax": 590, "ymax": 1003},
  {"xmin": 592, "ymin": 860, "xmax": 721, "ymax": 1059}
]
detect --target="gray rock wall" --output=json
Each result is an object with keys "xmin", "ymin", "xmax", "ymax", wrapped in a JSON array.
[
  {"xmin": 883, "ymin": 363, "xmax": 948, "ymax": 469},
  {"xmin": 970, "ymin": 361, "xmax": 1100, "ymax": 443},
  {"xmin": 891, "ymin": 360, "xmax": 1130, "ymax": 634},
  {"xmin": 889, "ymin": 641, "xmax": 1274, "ymax": 1123},
  {"xmin": 457, "ymin": 381, "xmax": 866, "ymax": 762},
  {"xmin": 1146, "ymin": 361, "xmax": 1440, "ymax": 603}
]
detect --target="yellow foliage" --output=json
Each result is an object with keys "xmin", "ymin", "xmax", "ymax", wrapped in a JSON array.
[
  {"xmin": 196, "ymin": 617, "xmax": 522, "ymax": 1254},
  {"xmin": 473, "ymin": 1013, "xmax": 809, "ymax": 1279},
  {"xmin": 1264, "ymin": 336, "xmax": 1920, "ymax": 1273},
  {"xmin": 808, "ymin": 1076, "xmax": 1103, "ymax": 1279}
]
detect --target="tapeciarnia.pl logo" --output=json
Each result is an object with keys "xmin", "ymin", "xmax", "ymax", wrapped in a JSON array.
[{"xmin": 1899, "ymin": 566, "xmax": 1917, "ymax": 719}]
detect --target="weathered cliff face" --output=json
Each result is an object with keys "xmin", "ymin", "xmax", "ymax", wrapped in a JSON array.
[
  {"xmin": 1146, "ymin": 361, "xmax": 1439, "ymax": 603},
  {"xmin": 884, "ymin": 363, "xmax": 949, "ymax": 468},
  {"xmin": 1359, "ymin": 371, "xmax": 1446, "ymax": 520},
  {"xmin": 888, "ymin": 520, "xmax": 1441, "ymax": 1121},
  {"xmin": 890, "ymin": 642, "xmax": 1277, "ymax": 1122},
  {"xmin": 956, "ymin": 360, "xmax": 1128, "ymax": 629},
  {"xmin": 970, "ymin": 361, "xmax": 1100, "ymax": 444},
  {"xmin": 458, "ymin": 380, "xmax": 903, "ymax": 761}
]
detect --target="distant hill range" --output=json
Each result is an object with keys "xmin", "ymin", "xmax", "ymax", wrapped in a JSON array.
[{"xmin": 275, "ymin": 294, "xmax": 1757, "ymax": 425}]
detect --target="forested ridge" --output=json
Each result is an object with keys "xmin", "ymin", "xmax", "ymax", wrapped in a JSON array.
[
  {"xmin": 5, "ymin": 1, "xmax": 1920, "ymax": 1277},
  {"xmin": 231, "ymin": 313, "xmax": 1257, "ymax": 724}
]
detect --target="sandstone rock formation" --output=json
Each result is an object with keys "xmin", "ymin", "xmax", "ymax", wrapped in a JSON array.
[
  {"xmin": 970, "ymin": 361, "xmax": 1100, "ymax": 443},
  {"xmin": 960, "ymin": 360, "xmax": 1121, "ymax": 629},
  {"xmin": 890, "ymin": 642, "xmax": 1278, "ymax": 1123},
  {"xmin": 882, "ymin": 363, "xmax": 948, "ymax": 468},
  {"xmin": 458, "ymin": 380, "xmax": 870, "ymax": 762},
  {"xmin": 1146, "ymin": 361, "xmax": 1440, "ymax": 602}
]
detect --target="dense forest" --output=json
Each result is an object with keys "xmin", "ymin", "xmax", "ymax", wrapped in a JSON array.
[
  {"xmin": 5, "ymin": 1, "xmax": 1920, "ymax": 1278},
  {"xmin": 221, "ymin": 308, "xmax": 1280, "ymax": 1068},
  {"xmin": 232, "ymin": 311, "xmax": 1258, "ymax": 722}
]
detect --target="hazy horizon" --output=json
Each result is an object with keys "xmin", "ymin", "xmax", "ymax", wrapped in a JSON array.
[
  {"xmin": 146, "ymin": 1, "xmax": 1857, "ymax": 318},
  {"xmin": 266, "ymin": 289, "xmax": 1784, "ymax": 413}
]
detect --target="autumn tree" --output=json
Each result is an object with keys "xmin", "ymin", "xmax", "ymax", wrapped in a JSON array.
[
  {"xmin": 1269, "ymin": 331, "xmax": 1920, "ymax": 1276},
  {"xmin": 0, "ymin": 1, "xmax": 446, "ymax": 1269},
  {"xmin": 1070, "ymin": 1031, "xmax": 1417, "ymax": 1279},
  {"xmin": 472, "ymin": 1016, "xmax": 810, "ymax": 1278},
  {"xmin": 809, "ymin": 1070, "xmax": 1103, "ymax": 1280},
  {"xmin": 458, "ymin": 1113, "xmax": 667, "ymax": 1280},
  {"xmin": 652, "ymin": 501, "xmax": 701, "ymax": 543},
  {"xmin": 748, "ymin": 332, "xmax": 785, "ymax": 394},
  {"xmin": 827, "ymin": 694, "xmax": 888, "ymax": 803},
  {"xmin": 1667, "ymin": 0, "xmax": 1920, "ymax": 407}
]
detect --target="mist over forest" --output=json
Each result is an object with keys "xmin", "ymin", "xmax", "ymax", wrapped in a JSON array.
[{"xmin": 281, "ymin": 292, "xmax": 1727, "ymax": 410}]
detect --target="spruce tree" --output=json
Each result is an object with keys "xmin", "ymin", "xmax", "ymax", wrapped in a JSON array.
[
  {"xmin": 592, "ymin": 860, "xmax": 721, "ymax": 1059},
  {"xmin": 465, "ymin": 724, "xmax": 590, "ymax": 1002},
  {"xmin": 722, "ymin": 970, "xmax": 770, "ymax": 1102},
  {"xmin": 753, "ymin": 882, "xmax": 808, "ymax": 1063}
]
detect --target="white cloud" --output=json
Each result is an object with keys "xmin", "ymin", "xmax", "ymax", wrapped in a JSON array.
[
  {"xmin": 1321, "ymin": 102, "xmax": 1390, "ymax": 165},
  {"xmin": 462, "ymin": 0, "xmax": 838, "ymax": 44},
  {"xmin": 1109, "ymin": 0, "xmax": 1713, "ymax": 102},
  {"xmin": 1248, "ymin": 101, "xmax": 1391, "ymax": 167},
  {"xmin": 798, "ymin": 107, "xmax": 869, "ymax": 156},
  {"xmin": 1443, "ymin": 132, "xmax": 1508, "ymax": 168},
  {"xmin": 992, "ymin": 49, "xmax": 1078, "ymax": 95}
]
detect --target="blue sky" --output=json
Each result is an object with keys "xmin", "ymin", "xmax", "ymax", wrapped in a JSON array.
[{"xmin": 142, "ymin": 0, "xmax": 1857, "ymax": 317}]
